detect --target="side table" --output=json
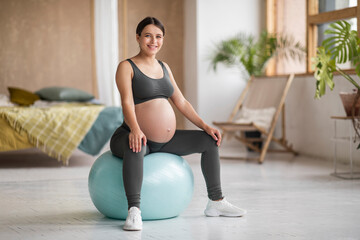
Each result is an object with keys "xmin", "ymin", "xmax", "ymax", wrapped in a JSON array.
[{"xmin": 330, "ymin": 116, "xmax": 360, "ymax": 179}]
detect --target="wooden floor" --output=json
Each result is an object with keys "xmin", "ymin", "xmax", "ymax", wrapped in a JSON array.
[{"xmin": 0, "ymin": 145, "xmax": 360, "ymax": 240}]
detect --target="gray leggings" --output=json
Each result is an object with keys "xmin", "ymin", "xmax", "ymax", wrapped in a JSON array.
[{"xmin": 110, "ymin": 122, "xmax": 223, "ymax": 209}]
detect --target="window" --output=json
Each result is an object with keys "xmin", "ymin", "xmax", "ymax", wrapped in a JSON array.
[
  {"xmin": 266, "ymin": 0, "xmax": 307, "ymax": 75},
  {"xmin": 266, "ymin": 0, "xmax": 359, "ymax": 75},
  {"xmin": 307, "ymin": 0, "xmax": 359, "ymax": 72}
]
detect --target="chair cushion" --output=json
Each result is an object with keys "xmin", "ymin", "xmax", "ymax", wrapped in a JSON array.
[{"xmin": 235, "ymin": 107, "xmax": 276, "ymax": 130}]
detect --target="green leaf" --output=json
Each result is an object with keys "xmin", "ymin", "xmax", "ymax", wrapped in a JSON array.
[
  {"xmin": 321, "ymin": 20, "xmax": 359, "ymax": 66},
  {"xmin": 312, "ymin": 47, "xmax": 336, "ymax": 98},
  {"xmin": 209, "ymin": 30, "xmax": 306, "ymax": 76}
]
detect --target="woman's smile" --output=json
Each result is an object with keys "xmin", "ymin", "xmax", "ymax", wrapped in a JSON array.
[{"xmin": 147, "ymin": 45, "xmax": 158, "ymax": 50}]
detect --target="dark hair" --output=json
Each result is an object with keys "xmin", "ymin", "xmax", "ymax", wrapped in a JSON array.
[{"xmin": 136, "ymin": 17, "xmax": 165, "ymax": 36}]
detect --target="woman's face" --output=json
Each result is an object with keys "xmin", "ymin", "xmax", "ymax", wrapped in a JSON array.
[{"xmin": 136, "ymin": 24, "xmax": 164, "ymax": 55}]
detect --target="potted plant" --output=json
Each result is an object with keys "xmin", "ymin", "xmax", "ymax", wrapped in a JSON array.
[
  {"xmin": 210, "ymin": 31, "xmax": 306, "ymax": 77},
  {"xmin": 312, "ymin": 20, "xmax": 360, "ymax": 148},
  {"xmin": 210, "ymin": 31, "xmax": 306, "ymax": 150}
]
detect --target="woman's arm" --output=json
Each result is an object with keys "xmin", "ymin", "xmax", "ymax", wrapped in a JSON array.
[
  {"xmin": 163, "ymin": 62, "xmax": 222, "ymax": 146},
  {"xmin": 116, "ymin": 61, "xmax": 147, "ymax": 152}
]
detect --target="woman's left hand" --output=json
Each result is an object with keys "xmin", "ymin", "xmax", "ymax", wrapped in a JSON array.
[{"xmin": 204, "ymin": 125, "xmax": 222, "ymax": 146}]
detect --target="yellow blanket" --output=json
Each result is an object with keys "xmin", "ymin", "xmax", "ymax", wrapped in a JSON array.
[{"xmin": 0, "ymin": 103, "xmax": 104, "ymax": 165}]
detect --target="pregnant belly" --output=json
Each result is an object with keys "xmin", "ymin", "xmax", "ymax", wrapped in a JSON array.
[{"xmin": 135, "ymin": 98, "xmax": 176, "ymax": 143}]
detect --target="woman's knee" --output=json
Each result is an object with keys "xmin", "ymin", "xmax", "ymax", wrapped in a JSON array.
[
  {"xmin": 198, "ymin": 131, "xmax": 218, "ymax": 151},
  {"xmin": 110, "ymin": 133, "xmax": 129, "ymax": 158}
]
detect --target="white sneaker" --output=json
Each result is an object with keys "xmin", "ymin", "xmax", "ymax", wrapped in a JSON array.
[
  {"xmin": 204, "ymin": 197, "xmax": 247, "ymax": 217},
  {"xmin": 123, "ymin": 207, "xmax": 143, "ymax": 231}
]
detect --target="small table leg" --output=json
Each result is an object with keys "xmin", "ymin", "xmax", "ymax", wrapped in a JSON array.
[
  {"xmin": 349, "ymin": 120, "xmax": 353, "ymax": 179},
  {"xmin": 333, "ymin": 119, "xmax": 337, "ymax": 175}
]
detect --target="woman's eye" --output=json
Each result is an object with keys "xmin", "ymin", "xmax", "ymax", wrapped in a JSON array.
[{"xmin": 156, "ymin": 36, "xmax": 163, "ymax": 39}]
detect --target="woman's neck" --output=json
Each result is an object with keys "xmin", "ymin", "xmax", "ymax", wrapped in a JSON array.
[{"xmin": 135, "ymin": 52, "xmax": 157, "ymax": 65}]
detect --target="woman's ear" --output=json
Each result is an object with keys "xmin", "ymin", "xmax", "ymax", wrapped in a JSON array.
[{"xmin": 136, "ymin": 34, "xmax": 140, "ymax": 43}]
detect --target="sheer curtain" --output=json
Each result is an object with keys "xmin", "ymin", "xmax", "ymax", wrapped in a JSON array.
[{"xmin": 94, "ymin": 0, "xmax": 120, "ymax": 106}]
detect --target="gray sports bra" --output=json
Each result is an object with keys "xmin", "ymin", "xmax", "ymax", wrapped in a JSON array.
[{"xmin": 127, "ymin": 59, "xmax": 174, "ymax": 105}]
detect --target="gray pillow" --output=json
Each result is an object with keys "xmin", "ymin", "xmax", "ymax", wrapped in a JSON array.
[{"xmin": 35, "ymin": 87, "xmax": 94, "ymax": 102}]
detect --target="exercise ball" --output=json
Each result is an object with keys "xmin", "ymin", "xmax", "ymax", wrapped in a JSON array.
[{"xmin": 88, "ymin": 151, "xmax": 194, "ymax": 220}]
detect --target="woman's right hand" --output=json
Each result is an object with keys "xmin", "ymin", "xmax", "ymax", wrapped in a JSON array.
[{"xmin": 129, "ymin": 128, "xmax": 147, "ymax": 153}]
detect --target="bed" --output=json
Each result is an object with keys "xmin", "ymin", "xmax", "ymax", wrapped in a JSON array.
[{"xmin": 0, "ymin": 90, "xmax": 123, "ymax": 165}]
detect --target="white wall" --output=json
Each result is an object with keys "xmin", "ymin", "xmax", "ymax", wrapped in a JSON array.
[
  {"xmin": 282, "ymin": 74, "xmax": 360, "ymax": 162},
  {"xmin": 184, "ymin": 0, "xmax": 359, "ymax": 161},
  {"xmin": 184, "ymin": 0, "xmax": 265, "ymax": 129},
  {"xmin": 184, "ymin": 0, "xmax": 198, "ymax": 122}
]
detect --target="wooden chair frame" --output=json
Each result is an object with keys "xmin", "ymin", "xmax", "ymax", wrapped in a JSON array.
[{"xmin": 213, "ymin": 74, "xmax": 298, "ymax": 163}]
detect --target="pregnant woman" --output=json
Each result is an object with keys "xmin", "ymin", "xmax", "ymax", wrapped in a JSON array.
[{"xmin": 110, "ymin": 16, "xmax": 246, "ymax": 231}]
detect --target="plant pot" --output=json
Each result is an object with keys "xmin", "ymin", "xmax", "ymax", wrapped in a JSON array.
[{"xmin": 339, "ymin": 91, "xmax": 360, "ymax": 116}]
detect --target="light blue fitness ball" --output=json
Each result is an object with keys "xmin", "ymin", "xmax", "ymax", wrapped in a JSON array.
[{"xmin": 88, "ymin": 151, "xmax": 194, "ymax": 220}]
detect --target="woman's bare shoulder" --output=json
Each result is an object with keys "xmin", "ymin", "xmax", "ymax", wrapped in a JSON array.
[
  {"xmin": 159, "ymin": 60, "xmax": 170, "ymax": 70},
  {"xmin": 115, "ymin": 60, "xmax": 134, "ymax": 82},
  {"xmin": 116, "ymin": 60, "xmax": 133, "ymax": 74},
  {"xmin": 160, "ymin": 61, "xmax": 174, "ymax": 74},
  {"xmin": 118, "ymin": 59, "xmax": 132, "ymax": 69}
]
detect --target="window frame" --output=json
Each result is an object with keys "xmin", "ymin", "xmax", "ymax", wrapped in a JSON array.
[{"xmin": 306, "ymin": 0, "xmax": 360, "ymax": 73}]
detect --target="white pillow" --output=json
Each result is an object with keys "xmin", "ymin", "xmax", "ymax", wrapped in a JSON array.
[
  {"xmin": 31, "ymin": 100, "xmax": 63, "ymax": 108},
  {"xmin": 235, "ymin": 107, "xmax": 276, "ymax": 130},
  {"xmin": 0, "ymin": 94, "xmax": 17, "ymax": 107}
]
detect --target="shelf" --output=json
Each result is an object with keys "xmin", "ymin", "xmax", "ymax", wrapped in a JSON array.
[{"xmin": 331, "ymin": 116, "xmax": 360, "ymax": 120}]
